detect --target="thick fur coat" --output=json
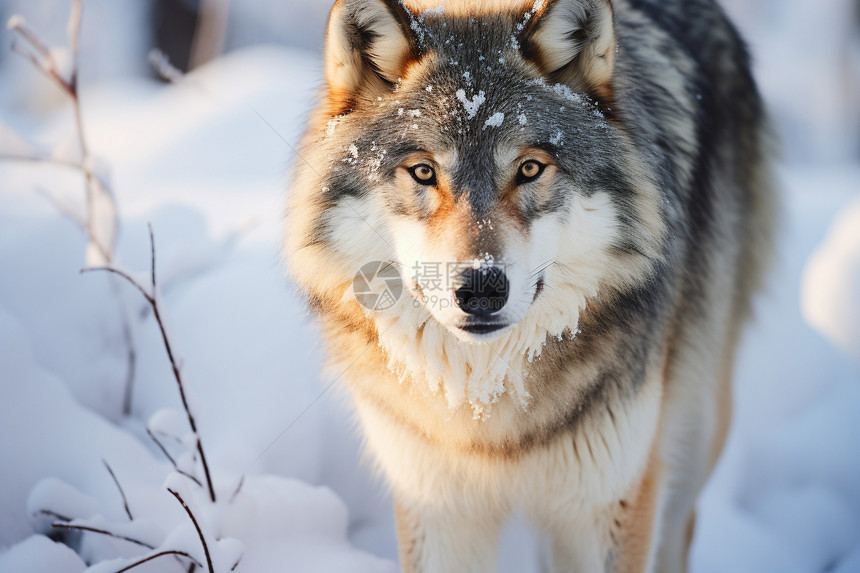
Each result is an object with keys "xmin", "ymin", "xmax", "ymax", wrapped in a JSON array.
[{"xmin": 284, "ymin": 0, "xmax": 776, "ymax": 571}]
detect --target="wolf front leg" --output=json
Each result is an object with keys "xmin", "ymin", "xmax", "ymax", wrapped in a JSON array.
[
  {"xmin": 536, "ymin": 445, "xmax": 661, "ymax": 573},
  {"xmin": 394, "ymin": 494, "xmax": 506, "ymax": 573}
]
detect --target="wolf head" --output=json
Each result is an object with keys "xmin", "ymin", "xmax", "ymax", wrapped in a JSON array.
[{"xmin": 285, "ymin": 0, "xmax": 666, "ymax": 413}]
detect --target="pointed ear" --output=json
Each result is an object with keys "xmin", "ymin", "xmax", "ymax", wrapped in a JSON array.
[
  {"xmin": 324, "ymin": 0, "xmax": 420, "ymax": 110},
  {"xmin": 521, "ymin": 0, "xmax": 616, "ymax": 99}
]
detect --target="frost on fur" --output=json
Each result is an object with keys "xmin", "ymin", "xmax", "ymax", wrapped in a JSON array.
[{"xmin": 371, "ymin": 269, "xmax": 594, "ymax": 419}]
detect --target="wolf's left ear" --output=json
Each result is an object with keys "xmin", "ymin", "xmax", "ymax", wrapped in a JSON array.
[
  {"xmin": 324, "ymin": 0, "xmax": 419, "ymax": 110},
  {"xmin": 521, "ymin": 0, "xmax": 616, "ymax": 99}
]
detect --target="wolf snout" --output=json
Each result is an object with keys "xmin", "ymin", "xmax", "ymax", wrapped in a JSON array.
[{"xmin": 454, "ymin": 267, "xmax": 509, "ymax": 317}]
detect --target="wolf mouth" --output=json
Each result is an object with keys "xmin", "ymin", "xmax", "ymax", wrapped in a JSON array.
[{"xmin": 457, "ymin": 322, "xmax": 509, "ymax": 335}]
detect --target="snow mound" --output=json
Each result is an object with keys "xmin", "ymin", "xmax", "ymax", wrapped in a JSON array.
[
  {"xmin": 802, "ymin": 198, "xmax": 860, "ymax": 359},
  {"xmin": 0, "ymin": 535, "xmax": 86, "ymax": 573}
]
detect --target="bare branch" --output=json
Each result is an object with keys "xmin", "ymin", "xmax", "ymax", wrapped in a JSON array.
[
  {"xmin": 8, "ymin": 1, "xmax": 134, "ymax": 411},
  {"xmin": 8, "ymin": 16, "xmax": 51, "ymax": 60},
  {"xmin": 115, "ymin": 292, "xmax": 138, "ymax": 416},
  {"xmin": 229, "ymin": 476, "xmax": 245, "ymax": 503},
  {"xmin": 0, "ymin": 154, "xmax": 112, "ymax": 195},
  {"xmin": 53, "ymin": 522, "xmax": 205, "ymax": 572},
  {"xmin": 146, "ymin": 231, "xmax": 216, "ymax": 502},
  {"xmin": 84, "ymin": 230, "xmax": 216, "ymax": 502},
  {"xmin": 67, "ymin": 0, "xmax": 82, "ymax": 95},
  {"xmin": 149, "ymin": 223, "xmax": 156, "ymax": 291},
  {"xmin": 34, "ymin": 186, "xmax": 87, "ymax": 229},
  {"xmin": 146, "ymin": 427, "xmax": 177, "ymax": 466},
  {"xmin": 111, "ymin": 550, "xmax": 202, "ymax": 573},
  {"xmin": 50, "ymin": 522, "xmax": 155, "ymax": 551},
  {"xmin": 38, "ymin": 509, "xmax": 71, "ymax": 522},
  {"xmin": 8, "ymin": 19, "xmax": 73, "ymax": 96},
  {"xmin": 146, "ymin": 428, "xmax": 205, "ymax": 488},
  {"xmin": 102, "ymin": 460, "xmax": 133, "ymax": 521},
  {"xmin": 1, "ymin": 152, "xmax": 77, "ymax": 170},
  {"xmin": 167, "ymin": 489, "xmax": 214, "ymax": 573},
  {"xmin": 80, "ymin": 266, "xmax": 153, "ymax": 304}
]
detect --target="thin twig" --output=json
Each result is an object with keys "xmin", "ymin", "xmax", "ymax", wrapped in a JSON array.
[
  {"xmin": 81, "ymin": 266, "xmax": 152, "ymax": 302},
  {"xmin": 147, "ymin": 226, "xmax": 216, "ymax": 502},
  {"xmin": 82, "ymin": 228, "xmax": 217, "ymax": 502},
  {"xmin": 146, "ymin": 427, "xmax": 177, "ymax": 465},
  {"xmin": 146, "ymin": 428, "xmax": 176, "ymax": 468},
  {"xmin": 38, "ymin": 509, "xmax": 72, "ymax": 522},
  {"xmin": 7, "ymin": 1, "xmax": 136, "ymax": 412},
  {"xmin": 115, "ymin": 291, "xmax": 138, "ymax": 415},
  {"xmin": 229, "ymin": 476, "xmax": 245, "ymax": 503},
  {"xmin": 146, "ymin": 427, "xmax": 204, "ymax": 487},
  {"xmin": 111, "ymin": 550, "xmax": 202, "ymax": 573},
  {"xmin": 34, "ymin": 187, "xmax": 87, "ymax": 228},
  {"xmin": 52, "ymin": 520, "xmax": 203, "ymax": 571},
  {"xmin": 149, "ymin": 223, "xmax": 156, "ymax": 290},
  {"xmin": 102, "ymin": 460, "xmax": 133, "ymax": 520},
  {"xmin": 9, "ymin": 40, "xmax": 73, "ymax": 97},
  {"xmin": 11, "ymin": 0, "xmax": 118, "ymax": 262},
  {"xmin": 50, "ymin": 522, "xmax": 155, "ymax": 551},
  {"xmin": 67, "ymin": 0, "xmax": 82, "ymax": 95},
  {"xmin": 167, "ymin": 489, "xmax": 214, "ymax": 573},
  {"xmin": 0, "ymin": 153, "xmax": 86, "ymax": 172},
  {"xmin": 9, "ymin": 18, "xmax": 51, "ymax": 60}
]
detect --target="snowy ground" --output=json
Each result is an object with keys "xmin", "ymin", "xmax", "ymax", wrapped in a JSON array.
[{"xmin": 1, "ymin": 42, "xmax": 859, "ymax": 573}]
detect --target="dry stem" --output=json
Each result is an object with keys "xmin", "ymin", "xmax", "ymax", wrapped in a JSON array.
[
  {"xmin": 51, "ymin": 522, "xmax": 156, "ymax": 551},
  {"xmin": 6, "ymin": 1, "xmax": 135, "ymax": 413},
  {"xmin": 112, "ymin": 550, "xmax": 202, "ymax": 573},
  {"xmin": 103, "ymin": 460, "xmax": 133, "ymax": 520},
  {"xmin": 82, "ymin": 225, "xmax": 216, "ymax": 503},
  {"xmin": 168, "ymin": 488, "xmax": 214, "ymax": 573},
  {"xmin": 146, "ymin": 428, "xmax": 204, "ymax": 488}
]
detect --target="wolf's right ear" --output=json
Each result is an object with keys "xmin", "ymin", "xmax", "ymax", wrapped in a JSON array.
[{"xmin": 324, "ymin": 0, "xmax": 419, "ymax": 111}]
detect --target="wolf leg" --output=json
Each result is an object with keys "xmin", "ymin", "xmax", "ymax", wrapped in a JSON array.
[
  {"xmin": 536, "ymin": 446, "xmax": 661, "ymax": 573},
  {"xmin": 610, "ymin": 445, "xmax": 661, "ymax": 573},
  {"xmin": 394, "ymin": 494, "xmax": 505, "ymax": 573}
]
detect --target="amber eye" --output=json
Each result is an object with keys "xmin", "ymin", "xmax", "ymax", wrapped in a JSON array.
[
  {"xmin": 518, "ymin": 160, "xmax": 544, "ymax": 183},
  {"xmin": 409, "ymin": 164, "xmax": 437, "ymax": 185}
]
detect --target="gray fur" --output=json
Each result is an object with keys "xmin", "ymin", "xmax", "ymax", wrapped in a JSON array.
[{"xmin": 284, "ymin": 0, "xmax": 776, "ymax": 570}]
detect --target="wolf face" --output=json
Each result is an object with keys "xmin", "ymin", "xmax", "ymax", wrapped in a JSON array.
[{"xmin": 286, "ymin": 0, "xmax": 665, "ymax": 411}]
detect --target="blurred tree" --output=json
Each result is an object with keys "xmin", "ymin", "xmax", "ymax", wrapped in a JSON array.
[{"xmin": 154, "ymin": 0, "xmax": 200, "ymax": 74}]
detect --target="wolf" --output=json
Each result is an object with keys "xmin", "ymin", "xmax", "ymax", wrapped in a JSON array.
[{"xmin": 284, "ymin": 0, "xmax": 775, "ymax": 570}]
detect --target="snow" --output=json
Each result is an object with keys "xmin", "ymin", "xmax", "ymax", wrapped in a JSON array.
[
  {"xmin": 26, "ymin": 478, "xmax": 101, "ymax": 524},
  {"xmin": 0, "ymin": 535, "xmax": 85, "ymax": 573},
  {"xmin": 0, "ymin": 7, "xmax": 859, "ymax": 573},
  {"xmin": 6, "ymin": 14, "xmax": 24, "ymax": 30},
  {"xmin": 802, "ymin": 199, "xmax": 860, "ymax": 359},
  {"xmin": 147, "ymin": 49, "xmax": 183, "ymax": 84},
  {"xmin": 483, "ymin": 111, "xmax": 504, "ymax": 129},
  {"xmin": 148, "ymin": 408, "xmax": 191, "ymax": 442},
  {"xmin": 455, "ymin": 88, "xmax": 486, "ymax": 119}
]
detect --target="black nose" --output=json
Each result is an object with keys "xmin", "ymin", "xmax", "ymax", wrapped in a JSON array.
[{"xmin": 454, "ymin": 267, "xmax": 509, "ymax": 317}]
